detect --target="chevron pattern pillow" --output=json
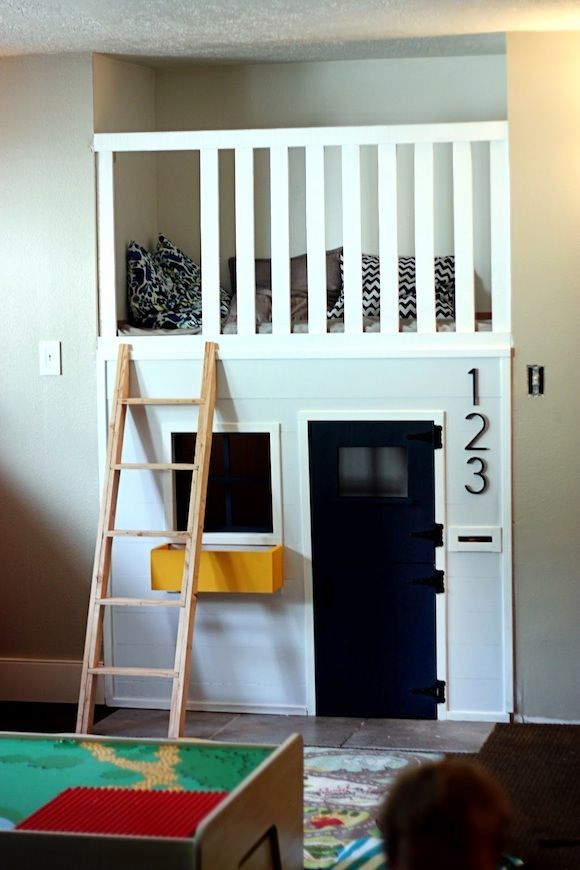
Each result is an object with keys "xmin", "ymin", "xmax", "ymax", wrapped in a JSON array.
[
  {"xmin": 327, "ymin": 254, "xmax": 455, "ymax": 321},
  {"xmin": 399, "ymin": 255, "xmax": 455, "ymax": 320}
]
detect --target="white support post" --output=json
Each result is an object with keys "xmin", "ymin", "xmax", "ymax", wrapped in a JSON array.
[
  {"xmin": 499, "ymin": 355, "xmax": 514, "ymax": 715},
  {"xmin": 234, "ymin": 147, "xmax": 256, "ymax": 336},
  {"xmin": 305, "ymin": 145, "xmax": 327, "ymax": 335},
  {"xmin": 97, "ymin": 151, "xmax": 117, "ymax": 339},
  {"xmin": 490, "ymin": 139, "xmax": 511, "ymax": 334},
  {"xmin": 341, "ymin": 144, "xmax": 363, "ymax": 335},
  {"xmin": 414, "ymin": 142, "xmax": 436, "ymax": 333},
  {"xmin": 270, "ymin": 146, "xmax": 291, "ymax": 336},
  {"xmin": 378, "ymin": 143, "xmax": 399, "ymax": 334},
  {"xmin": 452, "ymin": 141, "xmax": 475, "ymax": 334},
  {"xmin": 200, "ymin": 148, "xmax": 221, "ymax": 336}
]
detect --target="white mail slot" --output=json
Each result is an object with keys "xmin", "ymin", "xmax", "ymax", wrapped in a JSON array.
[{"xmin": 448, "ymin": 526, "xmax": 502, "ymax": 552}]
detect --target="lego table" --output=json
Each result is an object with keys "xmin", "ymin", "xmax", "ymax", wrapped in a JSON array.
[{"xmin": 0, "ymin": 731, "xmax": 303, "ymax": 869}]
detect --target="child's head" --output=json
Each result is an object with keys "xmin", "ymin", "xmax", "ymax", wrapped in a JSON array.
[{"xmin": 378, "ymin": 758, "xmax": 511, "ymax": 870}]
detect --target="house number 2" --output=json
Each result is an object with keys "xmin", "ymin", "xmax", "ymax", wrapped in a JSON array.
[{"xmin": 465, "ymin": 369, "xmax": 489, "ymax": 494}]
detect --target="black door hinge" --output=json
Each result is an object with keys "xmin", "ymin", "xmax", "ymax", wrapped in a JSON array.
[
  {"xmin": 406, "ymin": 425, "xmax": 442, "ymax": 449},
  {"xmin": 411, "ymin": 523, "xmax": 444, "ymax": 547},
  {"xmin": 412, "ymin": 569, "xmax": 445, "ymax": 594},
  {"xmin": 412, "ymin": 679, "xmax": 446, "ymax": 704}
]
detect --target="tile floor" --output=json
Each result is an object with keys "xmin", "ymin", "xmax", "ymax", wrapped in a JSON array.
[{"xmin": 92, "ymin": 708, "xmax": 494, "ymax": 753}]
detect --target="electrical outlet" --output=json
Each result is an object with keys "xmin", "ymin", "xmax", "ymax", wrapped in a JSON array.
[{"xmin": 39, "ymin": 340, "xmax": 62, "ymax": 376}]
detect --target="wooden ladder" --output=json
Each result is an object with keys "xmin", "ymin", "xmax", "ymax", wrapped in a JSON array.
[{"xmin": 76, "ymin": 341, "xmax": 217, "ymax": 739}]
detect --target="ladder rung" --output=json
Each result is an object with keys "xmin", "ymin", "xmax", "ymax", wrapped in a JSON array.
[
  {"xmin": 113, "ymin": 463, "xmax": 198, "ymax": 471},
  {"xmin": 96, "ymin": 597, "xmax": 184, "ymax": 608},
  {"xmin": 88, "ymin": 666, "xmax": 177, "ymax": 678},
  {"xmin": 105, "ymin": 530, "xmax": 190, "ymax": 539},
  {"xmin": 122, "ymin": 398, "xmax": 201, "ymax": 406}
]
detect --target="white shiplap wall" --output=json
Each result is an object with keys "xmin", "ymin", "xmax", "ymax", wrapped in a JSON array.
[{"xmin": 100, "ymin": 349, "xmax": 511, "ymax": 722}]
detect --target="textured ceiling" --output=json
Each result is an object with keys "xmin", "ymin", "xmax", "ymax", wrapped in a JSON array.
[{"xmin": 0, "ymin": 0, "xmax": 579, "ymax": 63}]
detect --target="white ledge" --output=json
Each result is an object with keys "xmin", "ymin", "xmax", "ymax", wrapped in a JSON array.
[{"xmin": 97, "ymin": 332, "xmax": 512, "ymax": 361}]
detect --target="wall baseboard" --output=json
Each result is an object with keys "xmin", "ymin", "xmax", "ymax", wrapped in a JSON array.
[
  {"xmin": 446, "ymin": 711, "xmax": 510, "ymax": 723},
  {"xmin": 0, "ymin": 658, "xmax": 103, "ymax": 704},
  {"xmin": 111, "ymin": 696, "xmax": 309, "ymax": 716},
  {"xmin": 0, "ymin": 660, "xmax": 302, "ymax": 714},
  {"xmin": 0, "ymin": 659, "xmax": 82, "ymax": 704}
]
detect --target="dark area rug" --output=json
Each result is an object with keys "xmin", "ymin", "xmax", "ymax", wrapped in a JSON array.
[{"xmin": 477, "ymin": 723, "xmax": 580, "ymax": 870}]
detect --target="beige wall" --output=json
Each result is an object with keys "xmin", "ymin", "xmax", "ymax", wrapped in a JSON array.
[
  {"xmin": 155, "ymin": 55, "xmax": 506, "ymax": 300},
  {"xmin": 0, "ymin": 55, "xmax": 98, "ymax": 665},
  {"xmin": 508, "ymin": 32, "xmax": 580, "ymax": 719},
  {"xmin": 93, "ymin": 56, "xmax": 158, "ymax": 321},
  {"xmin": 155, "ymin": 55, "xmax": 506, "ymax": 130},
  {"xmin": 93, "ymin": 54, "xmax": 156, "ymax": 133}
]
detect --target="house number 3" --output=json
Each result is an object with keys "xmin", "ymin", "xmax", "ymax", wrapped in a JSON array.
[{"xmin": 465, "ymin": 369, "xmax": 489, "ymax": 494}]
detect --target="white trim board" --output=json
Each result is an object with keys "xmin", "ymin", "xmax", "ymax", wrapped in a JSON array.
[
  {"xmin": 108, "ymin": 696, "xmax": 308, "ymax": 716},
  {"xmin": 98, "ymin": 335, "xmax": 513, "ymax": 362},
  {"xmin": 499, "ymin": 355, "xmax": 514, "ymax": 714},
  {"xmin": 94, "ymin": 121, "xmax": 508, "ymax": 153},
  {"xmin": 446, "ymin": 711, "xmax": 510, "ymax": 723},
  {"xmin": 298, "ymin": 409, "xmax": 447, "ymax": 719}
]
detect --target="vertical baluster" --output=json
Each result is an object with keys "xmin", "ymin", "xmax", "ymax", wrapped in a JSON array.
[
  {"xmin": 200, "ymin": 148, "xmax": 221, "ymax": 336},
  {"xmin": 305, "ymin": 145, "xmax": 327, "ymax": 335},
  {"xmin": 490, "ymin": 139, "xmax": 511, "ymax": 334},
  {"xmin": 378, "ymin": 143, "xmax": 399, "ymax": 333},
  {"xmin": 270, "ymin": 146, "xmax": 291, "ymax": 335},
  {"xmin": 234, "ymin": 147, "xmax": 256, "ymax": 335},
  {"xmin": 452, "ymin": 141, "xmax": 475, "ymax": 333},
  {"xmin": 341, "ymin": 144, "xmax": 363, "ymax": 334},
  {"xmin": 97, "ymin": 151, "xmax": 117, "ymax": 338},
  {"xmin": 414, "ymin": 142, "xmax": 436, "ymax": 333}
]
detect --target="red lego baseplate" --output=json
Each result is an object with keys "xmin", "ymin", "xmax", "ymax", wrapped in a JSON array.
[{"xmin": 15, "ymin": 787, "xmax": 228, "ymax": 838}]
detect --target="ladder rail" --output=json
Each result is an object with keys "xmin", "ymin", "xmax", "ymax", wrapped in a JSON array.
[
  {"xmin": 169, "ymin": 341, "xmax": 217, "ymax": 738},
  {"xmin": 76, "ymin": 343, "xmax": 131, "ymax": 733},
  {"xmin": 77, "ymin": 342, "xmax": 218, "ymax": 738}
]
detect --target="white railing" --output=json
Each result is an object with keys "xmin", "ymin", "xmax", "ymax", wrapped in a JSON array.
[{"xmin": 94, "ymin": 121, "xmax": 511, "ymax": 342}]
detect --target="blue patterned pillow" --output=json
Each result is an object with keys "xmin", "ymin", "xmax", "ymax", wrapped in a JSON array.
[
  {"xmin": 154, "ymin": 235, "xmax": 231, "ymax": 325},
  {"xmin": 154, "ymin": 235, "xmax": 201, "ymax": 314},
  {"xmin": 127, "ymin": 236, "xmax": 231, "ymax": 330},
  {"xmin": 127, "ymin": 241, "xmax": 176, "ymax": 328}
]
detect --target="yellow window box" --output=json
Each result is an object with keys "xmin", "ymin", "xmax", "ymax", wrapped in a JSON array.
[{"xmin": 151, "ymin": 544, "xmax": 284, "ymax": 594}]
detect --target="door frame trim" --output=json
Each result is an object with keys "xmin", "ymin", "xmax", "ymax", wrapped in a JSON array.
[{"xmin": 298, "ymin": 409, "xmax": 447, "ymax": 719}]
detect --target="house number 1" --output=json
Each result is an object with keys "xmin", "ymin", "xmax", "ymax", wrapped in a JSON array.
[{"xmin": 465, "ymin": 369, "xmax": 489, "ymax": 494}]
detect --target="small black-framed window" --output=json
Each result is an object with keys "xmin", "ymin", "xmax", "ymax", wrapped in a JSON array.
[
  {"xmin": 173, "ymin": 432, "xmax": 273, "ymax": 533},
  {"xmin": 338, "ymin": 445, "xmax": 409, "ymax": 498}
]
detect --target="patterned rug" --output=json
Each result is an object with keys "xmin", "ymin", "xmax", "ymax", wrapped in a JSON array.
[{"xmin": 303, "ymin": 747, "xmax": 441, "ymax": 869}]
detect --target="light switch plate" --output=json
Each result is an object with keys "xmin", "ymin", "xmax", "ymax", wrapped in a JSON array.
[{"xmin": 39, "ymin": 340, "xmax": 61, "ymax": 376}]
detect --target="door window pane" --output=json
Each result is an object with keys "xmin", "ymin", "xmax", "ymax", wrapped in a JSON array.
[{"xmin": 338, "ymin": 446, "xmax": 408, "ymax": 497}]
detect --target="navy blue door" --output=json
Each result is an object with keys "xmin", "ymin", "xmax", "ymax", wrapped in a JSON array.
[{"xmin": 308, "ymin": 420, "xmax": 440, "ymax": 719}]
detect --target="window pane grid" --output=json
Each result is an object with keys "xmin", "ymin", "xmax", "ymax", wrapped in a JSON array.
[{"xmin": 172, "ymin": 432, "xmax": 273, "ymax": 533}]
